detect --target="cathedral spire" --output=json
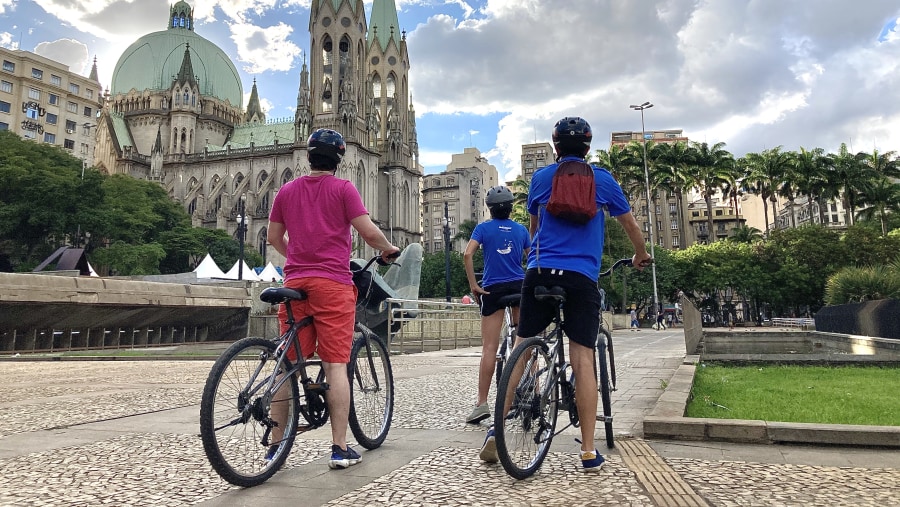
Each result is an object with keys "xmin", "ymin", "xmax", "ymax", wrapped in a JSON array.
[
  {"xmin": 245, "ymin": 78, "xmax": 265, "ymax": 124},
  {"xmin": 368, "ymin": 0, "xmax": 401, "ymax": 51},
  {"xmin": 175, "ymin": 44, "xmax": 198, "ymax": 88},
  {"xmin": 89, "ymin": 56, "xmax": 99, "ymax": 83}
]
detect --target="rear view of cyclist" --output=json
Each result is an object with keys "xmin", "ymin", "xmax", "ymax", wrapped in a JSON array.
[
  {"xmin": 268, "ymin": 128, "xmax": 399, "ymax": 470},
  {"xmin": 517, "ymin": 117, "xmax": 651, "ymax": 471},
  {"xmin": 463, "ymin": 186, "xmax": 530, "ymax": 427}
]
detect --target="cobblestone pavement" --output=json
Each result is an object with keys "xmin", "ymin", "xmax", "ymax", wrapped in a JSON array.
[{"xmin": 0, "ymin": 329, "xmax": 897, "ymax": 507}]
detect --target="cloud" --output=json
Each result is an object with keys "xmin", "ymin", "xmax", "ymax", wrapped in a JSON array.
[
  {"xmin": 229, "ymin": 21, "xmax": 302, "ymax": 73},
  {"xmin": 34, "ymin": 38, "xmax": 90, "ymax": 74},
  {"xmin": 407, "ymin": 0, "xmax": 900, "ymax": 179},
  {"xmin": 0, "ymin": 31, "xmax": 17, "ymax": 50},
  {"xmin": 0, "ymin": 0, "xmax": 14, "ymax": 15}
]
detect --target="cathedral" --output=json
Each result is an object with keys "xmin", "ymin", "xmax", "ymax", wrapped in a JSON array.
[{"xmin": 93, "ymin": 0, "xmax": 421, "ymax": 266}]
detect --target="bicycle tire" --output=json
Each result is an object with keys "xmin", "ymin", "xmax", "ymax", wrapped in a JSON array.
[
  {"xmin": 495, "ymin": 312, "xmax": 511, "ymax": 388},
  {"xmin": 494, "ymin": 337, "xmax": 557, "ymax": 480},
  {"xmin": 200, "ymin": 337, "xmax": 300, "ymax": 487},
  {"xmin": 597, "ymin": 328, "xmax": 615, "ymax": 449},
  {"xmin": 348, "ymin": 328, "xmax": 394, "ymax": 449}
]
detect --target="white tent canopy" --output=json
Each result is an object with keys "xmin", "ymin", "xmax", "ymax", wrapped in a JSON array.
[
  {"xmin": 224, "ymin": 260, "xmax": 260, "ymax": 281},
  {"xmin": 259, "ymin": 262, "xmax": 283, "ymax": 282},
  {"xmin": 193, "ymin": 254, "xmax": 227, "ymax": 279}
]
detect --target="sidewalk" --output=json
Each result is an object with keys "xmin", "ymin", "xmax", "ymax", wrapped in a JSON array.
[{"xmin": 0, "ymin": 329, "xmax": 897, "ymax": 506}]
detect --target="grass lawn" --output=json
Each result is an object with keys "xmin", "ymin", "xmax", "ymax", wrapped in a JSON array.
[{"xmin": 685, "ymin": 364, "xmax": 900, "ymax": 426}]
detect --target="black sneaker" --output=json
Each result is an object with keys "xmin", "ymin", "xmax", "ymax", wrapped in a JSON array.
[{"xmin": 328, "ymin": 444, "xmax": 362, "ymax": 469}]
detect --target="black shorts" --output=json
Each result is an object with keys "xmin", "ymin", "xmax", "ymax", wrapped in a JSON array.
[
  {"xmin": 479, "ymin": 280, "xmax": 523, "ymax": 316},
  {"xmin": 517, "ymin": 268, "xmax": 601, "ymax": 349}
]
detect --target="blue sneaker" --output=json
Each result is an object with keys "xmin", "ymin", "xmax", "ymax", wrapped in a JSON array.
[
  {"xmin": 479, "ymin": 427, "xmax": 498, "ymax": 463},
  {"xmin": 329, "ymin": 444, "xmax": 361, "ymax": 469},
  {"xmin": 264, "ymin": 445, "xmax": 278, "ymax": 461},
  {"xmin": 580, "ymin": 448, "xmax": 606, "ymax": 472}
]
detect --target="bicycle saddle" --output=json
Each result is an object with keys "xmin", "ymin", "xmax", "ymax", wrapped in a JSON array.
[
  {"xmin": 534, "ymin": 285, "xmax": 566, "ymax": 303},
  {"xmin": 259, "ymin": 287, "xmax": 308, "ymax": 304},
  {"xmin": 498, "ymin": 294, "xmax": 521, "ymax": 308}
]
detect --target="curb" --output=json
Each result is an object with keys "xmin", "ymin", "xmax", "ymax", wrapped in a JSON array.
[{"xmin": 643, "ymin": 356, "xmax": 900, "ymax": 448}]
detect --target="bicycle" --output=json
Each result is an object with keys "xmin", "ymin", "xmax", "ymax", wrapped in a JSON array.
[
  {"xmin": 494, "ymin": 294, "xmax": 521, "ymax": 389},
  {"xmin": 493, "ymin": 258, "xmax": 632, "ymax": 479},
  {"xmin": 199, "ymin": 253, "xmax": 397, "ymax": 487}
]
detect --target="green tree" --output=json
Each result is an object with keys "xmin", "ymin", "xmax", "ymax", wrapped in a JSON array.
[
  {"xmin": 691, "ymin": 141, "xmax": 736, "ymax": 242},
  {"xmin": 742, "ymin": 147, "xmax": 792, "ymax": 234},
  {"xmin": 855, "ymin": 177, "xmax": 900, "ymax": 237}
]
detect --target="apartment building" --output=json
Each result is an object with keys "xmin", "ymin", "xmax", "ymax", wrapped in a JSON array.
[
  {"xmin": 421, "ymin": 147, "xmax": 499, "ymax": 254},
  {"xmin": 0, "ymin": 48, "xmax": 103, "ymax": 164},
  {"xmin": 520, "ymin": 142, "xmax": 554, "ymax": 182}
]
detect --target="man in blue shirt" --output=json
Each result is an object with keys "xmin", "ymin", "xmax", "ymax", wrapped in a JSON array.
[
  {"xmin": 463, "ymin": 186, "xmax": 530, "ymax": 425},
  {"xmin": 518, "ymin": 117, "xmax": 651, "ymax": 472}
]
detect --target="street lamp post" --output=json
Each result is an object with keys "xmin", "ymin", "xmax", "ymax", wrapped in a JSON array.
[
  {"xmin": 442, "ymin": 201, "xmax": 452, "ymax": 303},
  {"xmin": 630, "ymin": 101, "xmax": 661, "ymax": 315},
  {"xmin": 237, "ymin": 194, "xmax": 247, "ymax": 281}
]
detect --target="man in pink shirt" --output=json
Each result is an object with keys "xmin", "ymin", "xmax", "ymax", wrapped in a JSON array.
[{"xmin": 268, "ymin": 128, "xmax": 398, "ymax": 470}]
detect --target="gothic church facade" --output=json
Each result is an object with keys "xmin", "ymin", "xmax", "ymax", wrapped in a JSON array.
[{"xmin": 94, "ymin": 0, "xmax": 421, "ymax": 266}]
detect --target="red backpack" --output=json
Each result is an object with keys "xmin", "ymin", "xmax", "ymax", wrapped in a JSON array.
[{"xmin": 545, "ymin": 159, "xmax": 597, "ymax": 224}]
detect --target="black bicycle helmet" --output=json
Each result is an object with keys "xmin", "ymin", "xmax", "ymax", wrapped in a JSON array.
[
  {"xmin": 307, "ymin": 128, "xmax": 346, "ymax": 167},
  {"xmin": 485, "ymin": 186, "xmax": 514, "ymax": 207},
  {"xmin": 552, "ymin": 117, "xmax": 592, "ymax": 158},
  {"xmin": 485, "ymin": 186, "xmax": 514, "ymax": 219}
]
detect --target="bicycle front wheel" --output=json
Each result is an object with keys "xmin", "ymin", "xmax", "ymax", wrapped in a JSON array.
[
  {"xmin": 200, "ymin": 337, "xmax": 300, "ymax": 487},
  {"xmin": 348, "ymin": 329, "xmax": 395, "ymax": 449},
  {"xmin": 494, "ymin": 337, "xmax": 557, "ymax": 480},
  {"xmin": 495, "ymin": 313, "xmax": 511, "ymax": 388},
  {"xmin": 597, "ymin": 328, "xmax": 615, "ymax": 449}
]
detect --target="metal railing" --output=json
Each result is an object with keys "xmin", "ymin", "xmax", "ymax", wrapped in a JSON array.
[
  {"xmin": 384, "ymin": 298, "xmax": 482, "ymax": 354},
  {"xmin": 770, "ymin": 317, "xmax": 815, "ymax": 328}
]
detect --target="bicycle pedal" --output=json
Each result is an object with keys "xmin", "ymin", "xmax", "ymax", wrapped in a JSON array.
[
  {"xmin": 307, "ymin": 382, "xmax": 330, "ymax": 392},
  {"xmin": 596, "ymin": 415, "xmax": 614, "ymax": 422}
]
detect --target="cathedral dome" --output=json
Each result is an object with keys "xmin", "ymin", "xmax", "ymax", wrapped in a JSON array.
[{"xmin": 110, "ymin": 2, "xmax": 243, "ymax": 107}]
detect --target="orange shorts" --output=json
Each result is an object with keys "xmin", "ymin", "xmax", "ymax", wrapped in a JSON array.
[{"xmin": 277, "ymin": 277, "xmax": 357, "ymax": 364}]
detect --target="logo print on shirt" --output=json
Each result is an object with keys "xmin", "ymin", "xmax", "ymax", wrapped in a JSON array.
[{"xmin": 497, "ymin": 240, "xmax": 513, "ymax": 255}]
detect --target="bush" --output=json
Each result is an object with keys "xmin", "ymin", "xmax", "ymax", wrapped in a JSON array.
[{"xmin": 824, "ymin": 265, "xmax": 900, "ymax": 305}]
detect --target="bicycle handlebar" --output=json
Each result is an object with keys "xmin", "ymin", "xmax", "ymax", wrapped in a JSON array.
[{"xmin": 598, "ymin": 258, "xmax": 635, "ymax": 279}]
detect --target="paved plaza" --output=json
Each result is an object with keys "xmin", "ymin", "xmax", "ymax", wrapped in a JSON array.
[{"xmin": 0, "ymin": 329, "xmax": 897, "ymax": 506}]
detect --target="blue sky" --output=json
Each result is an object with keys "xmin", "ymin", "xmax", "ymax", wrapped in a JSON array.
[{"xmin": 3, "ymin": 0, "xmax": 900, "ymax": 183}]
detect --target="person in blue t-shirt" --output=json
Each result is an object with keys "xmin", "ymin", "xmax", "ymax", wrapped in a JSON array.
[
  {"xmin": 517, "ymin": 117, "xmax": 652, "ymax": 472},
  {"xmin": 463, "ymin": 186, "xmax": 530, "ymax": 426}
]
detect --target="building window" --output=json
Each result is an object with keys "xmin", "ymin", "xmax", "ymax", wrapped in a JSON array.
[
  {"xmin": 25, "ymin": 105, "xmax": 39, "ymax": 119},
  {"xmin": 670, "ymin": 222, "xmax": 678, "ymax": 230},
  {"xmin": 83, "ymin": 106, "xmax": 91, "ymax": 117},
  {"xmin": 0, "ymin": 122, "xmax": 8, "ymax": 131},
  {"xmin": 43, "ymin": 132, "xmax": 56, "ymax": 143},
  {"xmin": 80, "ymin": 143, "xmax": 88, "ymax": 155},
  {"xmin": 49, "ymin": 93, "xmax": 58, "ymax": 105},
  {"xmin": 2, "ymin": 61, "xmax": 14, "ymax": 72},
  {"xmin": 23, "ymin": 129, "xmax": 36, "ymax": 139},
  {"xmin": 672, "ymin": 237, "xmax": 680, "ymax": 247},
  {"xmin": 28, "ymin": 88, "xmax": 40, "ymax": 100},
  {"xmin": 51, "ymin": 75, "xmax": 61, "ymax": 86},
  {"xmin": 86, "ymin": 89, "xmax": 93, "ymax": 99},
  {"xmin": 64, "ymin": 139, "xmax": 75, "ymax": 149},
  {"xmin": 32, "ymin": 68, "xmax": 43, "ymax": 80},
  {"xmin": 0, "ymin": 80, "xmax": 10, "ymax": 93},
  {"xmin": 0, "ymin": 101, "xmax": 10, "ymax": 113},
  {"xmin": 67, "ymin": 101, "xmax": 78, "ymax": 113},
  {"xmin": 82, "ymin": 124, "xmax": 92, "ymax": 135},
  {"xmin": 69, "ymin": 83, "xmax": 80, "ymax": 94},
  {"xmin": 46, "ymin": 113, "xmax": 57, "ymax": 124},
  {"xmin": 65, "ymin": 119, "xmax": 77, "ymax": 133}
]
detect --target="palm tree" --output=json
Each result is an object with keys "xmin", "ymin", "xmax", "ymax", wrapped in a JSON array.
[
  {"xmin": 507, "ymin": 177, "xmax": 530, "ymax": 226},
  {"xmin": 691, "ymin": 141, "xmax": 735, "ymax": 242},
  {"xmin": 791, "ymin": 147, "xmax": 827, "ymax": 224},
  {"xmin": 742, "ymin": 147, "xmax": 792, "ymax": 234},
  {"xmin": 654, "ymin": 141, "xmax": 696, "ymax": 247},
  {"xmin": 729, "ymin": 224, "xmax": 763, "ymax": 243},
  {"xmin": 855, "ymin": 177, "xmax": 900, "ymax": 236},
  {"xmin": 826, "ymin": 144, "xmax": 873, "ymax": 226}
]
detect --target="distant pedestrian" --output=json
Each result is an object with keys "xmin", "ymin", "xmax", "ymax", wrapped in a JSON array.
[
  {"xmin": 630, "ymin": 309, "xmax": 639, "ymax": 331},
  {"xmin": 656, "ymin": 311, "xmax": 667, "ymax": 330}
]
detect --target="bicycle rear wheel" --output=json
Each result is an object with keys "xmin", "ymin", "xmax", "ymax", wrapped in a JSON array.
[
  {"xmin": 597, "ymin": 328, "xmax": 615, "ymax": 449},
  {"xmin": 494, "ymin": 337, "xmax": 557, "ymax": 480},
  {"xmin": 200, "ymin": 337, "xmax": 300, "ymax": 487},
  {"xmin": 495, "ymin": 312, "xmax": 511, "ymax": 388},
  {"xmin": 348, "ymin": 329, "xmax": 394, "ymax": 449}
]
